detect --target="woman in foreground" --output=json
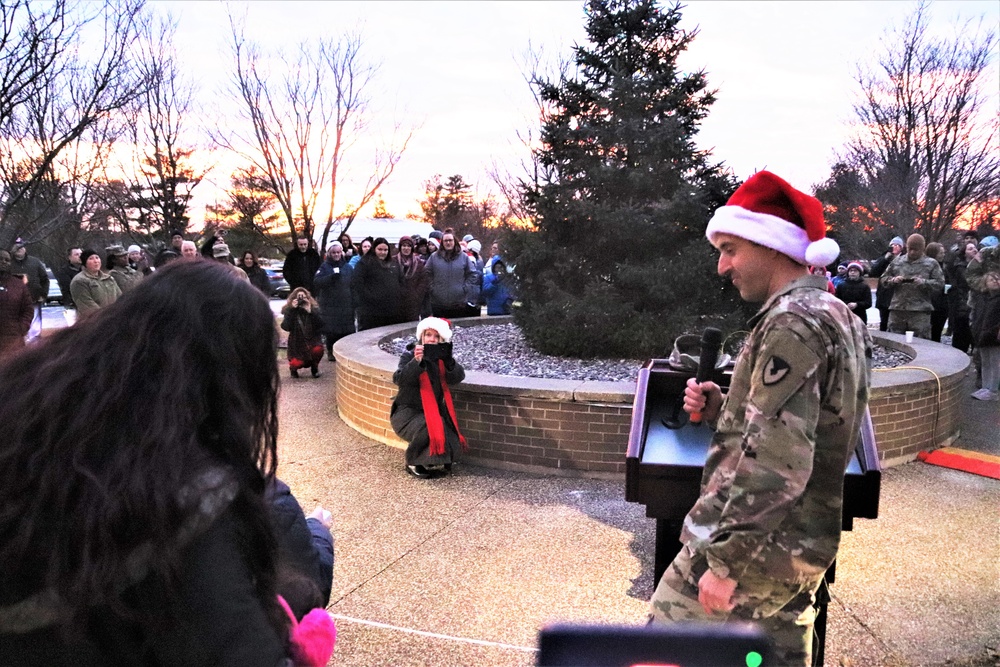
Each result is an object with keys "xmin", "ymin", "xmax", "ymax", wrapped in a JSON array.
[
  {"xmin": 390, "ymin": 317, "xmax": 467, "ymax": 479},
  {"xmin": 0, "ymin": 261, "xmax": 334, "ymax": 666}
]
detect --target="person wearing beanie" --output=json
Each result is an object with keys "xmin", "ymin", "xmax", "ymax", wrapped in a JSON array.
[
  {"xmin": 0, "ymin": 249, "xmax": 34, "ymax": 360},
  {"xmin": 869, "ymin": 235, "xmax": 906, "ymax": 332},
  {"xmin": 831, "ymin": 263, "xmax": 849, "ymax": 290},
  {"xmin": 69, "ymin": 249, "xmax": 122, "ymax": 317},
  {"xmin": 879, "ymin": 233, "xmax": 945, "ymax": 340},
  {"xmin": 127, "ymin": 244, "xmax": 152, "ymax": 275},
  {"xmin": 648, "ymin": 171, "xmax": 872, "ymax": 667},
  {"xmin": 389, "ymin": 317, "xmax": 467, "ymax": 479},
  {"xmin": 313, "ymin": 242, "xmax": 356, "ymax": 360},
  {"xmin": 835, "ymin": 262, "xmax": 873, "ymax": 323},
  {"xmin": 465, "ymin": 239, "xmax": 484, "ymax": 314}
]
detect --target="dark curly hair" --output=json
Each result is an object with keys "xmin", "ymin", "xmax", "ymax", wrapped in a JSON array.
[{"xmin": 0, "ymin": 260, "xmax": 286, "ymax": 635}]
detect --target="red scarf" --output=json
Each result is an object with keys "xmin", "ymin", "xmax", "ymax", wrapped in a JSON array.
[{"xmin": 418, "ymin": 359, "xmax": 467, "ymax": 456}]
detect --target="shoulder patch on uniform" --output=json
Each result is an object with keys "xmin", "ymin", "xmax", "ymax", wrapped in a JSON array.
[{"xmin": 762, "ymin": 355, "xmax": 791, "ymax": 386}]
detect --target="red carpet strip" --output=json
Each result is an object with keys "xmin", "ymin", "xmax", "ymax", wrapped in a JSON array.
[{"xmin": 917, "ymin": 447, "xmax": 1000, "ymax": 480}]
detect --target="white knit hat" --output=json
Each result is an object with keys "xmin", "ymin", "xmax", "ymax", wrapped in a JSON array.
[{"xmin": 416, "ymin": 317, "xmax": 453, "ymax": 343}]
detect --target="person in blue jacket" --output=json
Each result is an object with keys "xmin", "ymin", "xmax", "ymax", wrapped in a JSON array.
[{"xmin": 482, "ymin": 260, "xmax": 514, "ymax": 316}]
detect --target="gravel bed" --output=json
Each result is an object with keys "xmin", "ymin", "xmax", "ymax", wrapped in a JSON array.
[{"xmin": 379, "ymin": 322, "xmax": 912, "ymax": 382}]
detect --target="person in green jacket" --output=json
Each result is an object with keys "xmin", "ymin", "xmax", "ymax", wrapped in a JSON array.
[{"xmin": 69, "ymin": 250, "xmax": 122, "ymax": 318}]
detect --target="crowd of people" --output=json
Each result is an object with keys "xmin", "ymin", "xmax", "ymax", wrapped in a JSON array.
[
  {"xmin": 818, "ymin": 230, "xmax": 1000, "ymax": 401},
  {"xmin": 0, "ymin": 229, "xmax": 513, "ymax": 370}
]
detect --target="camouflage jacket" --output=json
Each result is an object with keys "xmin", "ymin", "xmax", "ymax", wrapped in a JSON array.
[
  {"xmin": 966, "ymin": 246, "xmax": 1000, "ymax": 294},
  {"xmin": 680, "ymin": 275, "xmax": 872, "ymax": 585},
  {"xmin": 879, "ymin": 255, "xmax": 944, "ymax": 311}
]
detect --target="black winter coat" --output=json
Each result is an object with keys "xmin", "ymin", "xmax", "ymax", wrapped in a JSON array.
[
  {"xmin": 835, "ymin": 277, "xmax": 872, "ymax": 323},
  {"xmin": 390, "ymin": 345, "xmax": 465, "ymax": 466},
  {"xmin": 971, "ymin": 292, "xmax": 1000, "ymax": 348},
  {"xmin": 0, "ymin": 507, "xmax": 290, "ymax": 666},
  {"xmin": 352, "ymin": 256, "xmax": 403, "ymax": 330},
  {"xmin": 945, "ymin": 255, "xmax": 971, "ymax": 317},
  {"xmin": 313, "ymin": 258, "xmax": 355, "ymax": 336},
  {"xmin": 241, "ymin": 264, "xmax": 271, "ymax": 296},
  {"xmin": 282, "ymin": 248, "xmax": 322, "ymax": 293},
  {"xmin": 869, "ymin": 252, "xmax": 897, "ymax": 310}
]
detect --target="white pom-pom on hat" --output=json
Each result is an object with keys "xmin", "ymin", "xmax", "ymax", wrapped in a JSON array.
[
  {"xmin": 706, "ymin": 171, "xmax": 839, "ymax": 266},
  {"xmin": 805, "ymin": 237, "xmax": 840, "ymax": 267}
]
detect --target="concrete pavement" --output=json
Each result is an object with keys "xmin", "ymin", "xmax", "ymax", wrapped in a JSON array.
[{"xmin": 276, "ymin": 356, "xmax": 999, "ymax": 667}]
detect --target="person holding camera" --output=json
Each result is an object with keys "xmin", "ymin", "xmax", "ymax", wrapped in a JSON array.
[
  {"xmin": 879, "ymin": 233, "xmax": 944, "ymax": 340},
  {"xmin": 389, "ymin": 317, "xmax": 467, "ymax": 479},
  {"xmin": 281, "ymin": 288, "xmax": 325, "ymax": 378}
]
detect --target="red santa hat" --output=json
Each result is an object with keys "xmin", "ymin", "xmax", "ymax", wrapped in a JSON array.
[{"xmin": 705, "ymin": 171, "xmax": 839, "ymax": 267}]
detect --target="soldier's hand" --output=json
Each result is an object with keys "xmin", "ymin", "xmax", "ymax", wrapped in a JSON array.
[
  {"xmin": 912, "ymin": 277, "xmax": 923, "ymax": 285},
  {"xmin": 848, "ymin": 302, "xmax": 857, "ymax": 309},
  {"xmin": 683, "ymin": 377, "xmax": 723, "ymax": 423},
  {"xmin": 698, "ymin": 569, "xmax": 737, "ymax": 615}
]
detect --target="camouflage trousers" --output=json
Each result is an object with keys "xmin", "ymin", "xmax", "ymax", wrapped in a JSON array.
[
  {"xmin": 887, "ymin": 310, "xmax": 931, "ymax": 339},
  {"xmin": 648, "ymin": 545, "xmax": 821, "ymax": 667}
]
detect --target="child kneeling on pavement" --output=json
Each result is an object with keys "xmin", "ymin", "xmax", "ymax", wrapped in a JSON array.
[{"xmin": 390, "ymin": 317, "xmax": 467, "ymax": 478}]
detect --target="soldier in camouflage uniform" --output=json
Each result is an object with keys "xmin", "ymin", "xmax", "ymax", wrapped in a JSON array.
[
  {"xmin": 648, "ymin": 172, "xmax": 872, "ymax": 667},
  {"xmin": 879, "ymin": 234, "xmax": 945, "ymax": 340}
]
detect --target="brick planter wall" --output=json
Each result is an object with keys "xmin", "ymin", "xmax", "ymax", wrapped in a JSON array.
[
  {"xmin": 333, "ymin": 321, "xmax": 970, "ymax": 477},
  {"xmin": 868, "ymin": 333, "xmax": 969, "ymax": 466}
]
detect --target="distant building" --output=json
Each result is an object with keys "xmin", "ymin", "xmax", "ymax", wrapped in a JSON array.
[{"xmin": 325, "ymin": 217, "xmax": 436, "ymax": 247}]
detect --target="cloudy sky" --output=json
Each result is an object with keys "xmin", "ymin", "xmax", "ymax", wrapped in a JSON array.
[{"xmin": 162, "ymin": 0, "xmax": 999, "ymax": 221}]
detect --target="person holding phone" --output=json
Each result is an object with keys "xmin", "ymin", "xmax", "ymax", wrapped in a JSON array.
[{"xmin": 389, "ymin": 317, "xmax": 467, "ymax": 479}]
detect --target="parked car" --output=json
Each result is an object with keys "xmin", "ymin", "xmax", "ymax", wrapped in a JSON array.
[
  {"xmin": 263, "ymin": 267, "xmax": 290, "ymax": 298},
  {"xmin": 44, "ymin": 267, "xmax": 63, "ymax": 305}
]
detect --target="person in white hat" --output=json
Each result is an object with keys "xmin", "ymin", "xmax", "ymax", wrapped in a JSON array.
[
  {"xmin": 389, "ymin": 316, "xmax": 467, "ymax": 479},
  {"xmin": 648, "ymin": 171, "xmax": 872, "ymax": 666}
]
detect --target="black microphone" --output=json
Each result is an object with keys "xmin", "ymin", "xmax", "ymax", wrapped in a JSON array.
[{"xmin": 689, "ymin": 327, "xmax": 722, "ymax": 426}]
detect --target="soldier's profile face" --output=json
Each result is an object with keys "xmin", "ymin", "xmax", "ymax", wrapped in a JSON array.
[{"xmin": 712, "ymin": 233, "xmax": 776, "ymax": 303}]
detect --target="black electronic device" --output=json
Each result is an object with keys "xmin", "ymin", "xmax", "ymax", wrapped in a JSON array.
[{"xmin": 537, "ymin": 622, "xmax": 772, "ymax": 667}]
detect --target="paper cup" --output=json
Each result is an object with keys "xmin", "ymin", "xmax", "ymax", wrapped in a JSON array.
[{"xmin": 905, "ymin": 331, "xmax": 914, "ymax": 343}]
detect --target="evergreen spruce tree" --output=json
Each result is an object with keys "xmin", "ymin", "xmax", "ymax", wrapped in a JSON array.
[{"xmin": 504, "ymin": 0, "xmax": 750, "ymax": 358}]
